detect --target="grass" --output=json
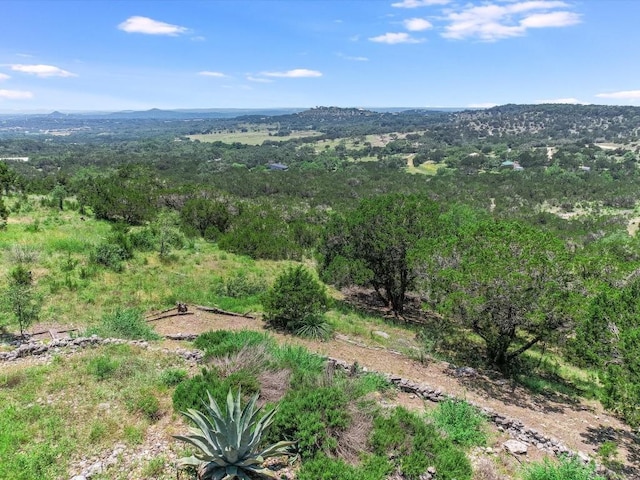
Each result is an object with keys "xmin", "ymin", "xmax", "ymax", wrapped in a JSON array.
[
  {"xmin": 430, "ymin": 399, "xmax": 488, "ymax": 448},
  {"xmin": 522, "ymin": 455, "xmax": 605, "ymax": 480},
  {"xmin": 188, "ymin": 127, "xmax": 321, "ymax": 145},
  {"xmin": 0, "ymin": 343, "xmax": 186, "ymax": 479}
]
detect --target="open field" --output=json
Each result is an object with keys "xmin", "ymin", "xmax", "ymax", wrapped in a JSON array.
[{"xmin": 188, "ymin": 126, "xmax": 321, "ymax": 145}]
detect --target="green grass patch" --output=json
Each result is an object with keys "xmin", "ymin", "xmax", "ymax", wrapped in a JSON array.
[
  {"xmin": 85, "ymin": 307, "xmax": 160, "ymax": 340},
  {"xmin": 430, "ymin": 399, "xmax": 488, "ymax": 448},
  {"xmin": 0, "ymin": 344, "xmax": 185, "ymax": 479},
  {"xmin": 522, "ymin": 455, "xmax": 605, "ymax": 480},
  {"xmin": 194, "ymin": 329, "xmax": 272, "ymax": 358},
  {"xmin": 371, "ymin": 407, "xmax": 472, "ymax": 480}
]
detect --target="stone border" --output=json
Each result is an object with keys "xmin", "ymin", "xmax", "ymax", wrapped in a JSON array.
[
  {"xmin": 327, "ymin": 358, "xmax": 595, "ymax": 465},
  {"xmin": 0, "ymin": 335, "xmax": 203, "ymax": 362},
  {"xmin": 2, "ymin": 337, "xmax": 597, "ymax": 468}
]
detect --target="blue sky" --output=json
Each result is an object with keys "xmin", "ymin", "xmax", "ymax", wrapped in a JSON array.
[{"xmin": 0, "ymin": 0, "xmax": 639, "ymax": 112}]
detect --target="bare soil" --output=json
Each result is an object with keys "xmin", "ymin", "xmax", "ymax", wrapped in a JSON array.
[
  {"xmin": 25, "ymin": 306, "xmax": 640, "ymax": 476},
  {"xmin": 150, "ymin": 310, "xmax": 640, "ymax": 474}
]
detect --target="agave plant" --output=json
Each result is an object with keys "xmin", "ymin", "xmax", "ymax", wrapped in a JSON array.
[{"xmin": 174, "ymin": 388, "xmax": 295, "ymax": 480}]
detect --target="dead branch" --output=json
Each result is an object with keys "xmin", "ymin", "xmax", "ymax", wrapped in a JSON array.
[
  {"xmin": 146, "ymin": 312, "xmax": 194, "ymax": 323},
  {"xmin": 145, "ymin": 306, "xmax": 177, "ymax": 319},
  {"xmin": 194, "ymin": 305, "xmax": 256, "ymax": 319}
]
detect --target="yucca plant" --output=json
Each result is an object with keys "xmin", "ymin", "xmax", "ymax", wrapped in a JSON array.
[{"xmin": 174, "ymin": 389, "xmax": 295, "ymax": 480}]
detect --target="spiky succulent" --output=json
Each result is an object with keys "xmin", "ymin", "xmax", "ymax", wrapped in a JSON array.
[{"xmin": 174, "ymin": 389, "xmax": 295, "ymax": 480}]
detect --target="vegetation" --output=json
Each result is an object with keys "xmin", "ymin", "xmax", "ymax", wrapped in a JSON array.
[
  {"xmin": 262, "ymin": 265, "xmax": 332, "ymax": 339},
  {"xmin": 3, "ymin": 104, "xmax": 640, "ymax": 477},
  {"xmin": 522, "ymin": 456, "xmax": 605, "ymax": 480},
  {"xmin": 175, "ymin": 388, "xmax": 295, "ymax": 480}
]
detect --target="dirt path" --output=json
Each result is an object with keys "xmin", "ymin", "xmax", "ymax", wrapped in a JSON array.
[{"xmin": 151, "ymin": 310, "xmax": 638, "ymax": 473}]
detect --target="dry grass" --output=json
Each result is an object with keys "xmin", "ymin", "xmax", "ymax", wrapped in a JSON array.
[
  {"xmin": 208, "ymin": 343, "xmax": 272, "ymax": 376},
  {"xmin": 257, "ymin": 369, "xmax": 291, "ymax": 405},
  {"xmin": 334, "ymin": 401, "xmax": 375, "ymax": 464}
]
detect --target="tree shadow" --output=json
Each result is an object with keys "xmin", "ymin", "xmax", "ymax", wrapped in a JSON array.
[
  {"xmin": 452, "ymin": 366, "xmax": 583, "ymax": 415},
  {"xmin": 581, "ymin": 425, "xmax": 640, "ymax": 477}
]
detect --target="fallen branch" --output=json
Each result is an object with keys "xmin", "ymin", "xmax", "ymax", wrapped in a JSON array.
[
  {"xmin": 194, "ymin": 305, "xmax": 256, "ymax": 319},
  {"xmin": 146, "ymin": 312, "xmax": 194, "ymax": 323},
  {"xmin": 29, "ymin": 327, "xmax": 78, "ymax": 336},
  {"xmin": 145, "ymin": 306, "xmax": 177, "ymax": 319}
]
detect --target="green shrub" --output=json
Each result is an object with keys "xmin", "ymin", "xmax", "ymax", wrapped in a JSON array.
[
  {"xmin": 193, "ymin": 329, "xmax": 271, "ymax": 358},
  {"xmin": 270, "ymin": 344, "xmax": 326, "ymax": 386},
  {"xmin": 85, "ymin": 308, "xmax": 160, "ymax": 340},
  {"xmin": 91, "ymin": 242, "xmax": 129, "ymax": 270},
  {"xmin": 125, "ymin": 388, "xmax": 161, "ymax": 421},
  {"xmin": 264, "ymin": 385, "xmax": 350, "ymax": 458},
  {"xmin": 523, "ymin": 456, "xmax": 605, "ymax": 480},
  {"xmin": 224, "ymin": 270, "xmax": 267, "ymax": 298},
  {"xmin": 371, "ymin": 407, "xmax": 472, "ymax": 480},
  {"xmin": 262, "ymin": 265, "xmax": 330, "ymax": 335},
  {"xmin": 172, "ymin": 368, "xmax": 260, "ymax": 413},
  {"xmin": 430, "ymin": 399, "xmax": 487, "ymax": 448},
  {"xmin": 159, "ymin": 368, "xmax": 188, "ymax": 387},
  {"xmin": 87, "ymin": 355, "xmax": 119, "ymax": 380},
  {"xmin": 297, "ymin": 454, "xmax": 392, "ymax": 480}
]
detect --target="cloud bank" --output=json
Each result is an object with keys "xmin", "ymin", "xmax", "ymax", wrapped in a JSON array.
[
  {"xmin": 10, "ymin": 64, "xmax": 76, "ymax": 77},
  {"xmin": 118, "ymin": 16, "xmax": 188, "ymax": 36}
]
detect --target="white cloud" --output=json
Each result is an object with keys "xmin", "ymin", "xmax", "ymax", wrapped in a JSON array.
[
  {"xmin": 596, "ymin": 90, "xmax": 640, "ymax": 100},
  {"xmin": 520, "ymin": 11, "xmax": 581, "ymax": 28},
  {"xmin": 261, "ymin": 69, "xmax": 322, "ymax": 78},
  {"xmin": 10, "ymin": 64, "xmax": 76, "ymax": 77},
  {"xmin": 442, "ymin": 1, "xmax": 581, "ymax": 41},
  {"xmin": 369, "ymin": 32, "xmax": 424, "ymax": 44},
  {"xmin": 118, "ymin": 16, "xmax": 188, "ymax": 36},
  {"xmin": 0, "ymin": 89, "xmax": 34, "ymax": 100},
  {"xmin": 536, "ymin": 97, "xmax": 584, "ymax": 104},
  {"xmin": 468, "ymin": 102, "xmax": 498, "ymax": 108},
  {"xmin": 199, "ymin": 71, "xmax": 227, "ymax": 78},
  {"xmin": 392, "ymin": 0, "xmax": 450, "ymax": 8},
  {"xmin": 246, "ymin": 76, "xmax": 273, "ymax": 83},
  {"xmin": 0, "ymin": 73, "xmax": 10, "ymax": 81},
  {"xmin": 404, "ymin": 18, "xmax": 433, "ymax": 31}
]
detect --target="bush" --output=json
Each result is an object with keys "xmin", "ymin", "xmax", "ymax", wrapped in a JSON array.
[
  {"xmin": 87, "ymin": 355, "xmax": 119, "ymax": 380},
  {"xmin": 263, "ymin": 385, "xmax": 350, "ymax": 458},
  {"xmin": 430, "ymin": 399, "xmax": 487, "ymax": 448},
  {"xmin": 297, "ymin": 454, "xmax": 392, "ymax": 480},
  {"xmin": 522, "ymin": 456, "xmax": 605, "ymax": 480},
  {"xmin": 159, "ymin": 368, "xmax": 188, "ymax": 387},
  {"xmin": 262, "ymin": 265, "xmax": 330, "ymax": 336},
  {"xmin": 85, "ymin": 308, "xmax": 160, "ymax": 341},
  {"xmin": 371, "ymin": 408, "xmax": 472, "ymax": 480},
  {"xmin": 193, "ymin": 329, "xmax": 271, "ymax": 358},
  {"xmin": 172, "ymin": 368, "xmax": 260, "ymax": 413}
]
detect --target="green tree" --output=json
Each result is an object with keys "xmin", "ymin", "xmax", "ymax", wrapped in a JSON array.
[
  {"xmin": 572, "ymin": 276, "xmax": 640, "ymax": 425},
  {"xmin": 420, "ymin": 220, "xmax": 575, "ymax": 371},
  {"xmin": 0, "ymin": 161, "xmax": 17, "ymax": 195},
  {"xmin": 262, "ymin": 265, "xmax": 330, "ymax": 337},
  {"xmin": 3, "ymin": 265, "xmax": 41, "ymax": 338},
  {"xmin": 319, "ymin": 194, "xmax": 440, "ymax": 314},
  {"xmin": 49, "ymin": 184, "xmax": 67, "ymax": 210},
  {"xmin": 78, "ymin": 164, "xmax": 159, "ymax": 225},
  {"xmin": 153, "ymin": 209, "xmax": 183, "ymax": 258},
  {"xmin": 180, "ymin": 196, "xmax": 230, "ymax": 239}
]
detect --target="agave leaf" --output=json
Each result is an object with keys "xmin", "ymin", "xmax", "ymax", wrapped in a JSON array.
[
  {"xmin": 245, "ymin": 466, "xmax": 280, "ymax": 479},
  {"xmin": 173, "ymin": 435, "xmax": 216, "ymax": 459},
  {"xmin": 258, "ymin": 440, "xmax": 297, "ymax": 459},
  {"xmin": 176, "ymin": 455, "xmax": 203, "ymax": 467}
]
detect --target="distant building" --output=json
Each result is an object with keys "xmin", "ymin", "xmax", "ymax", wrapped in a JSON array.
[
  {"xmin": 268, "ymin": 163, "xmax": 289, "ymax": 171},
  {"xmin": 579, "ymin": 165, "xmax": 591, "ymax": 172}
]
